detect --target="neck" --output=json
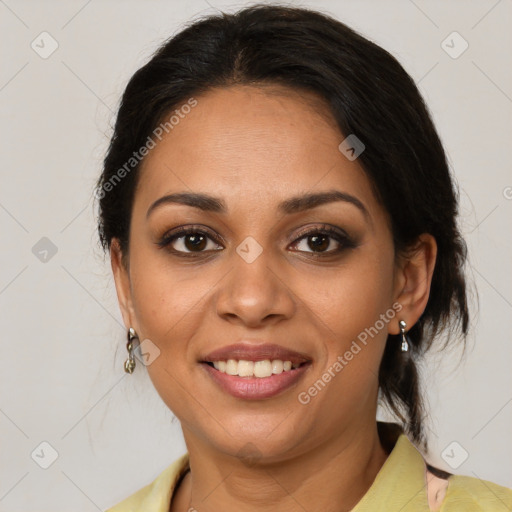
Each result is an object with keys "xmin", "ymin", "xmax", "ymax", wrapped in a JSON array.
[{"xmin": 173, "ymin": 421, "xmax": 392, "ymax": 512}]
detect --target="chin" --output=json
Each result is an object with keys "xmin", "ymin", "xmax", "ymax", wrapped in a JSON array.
[{"xmin": 201, "ymin": 419, "xmax": 308, "ymax": 464}]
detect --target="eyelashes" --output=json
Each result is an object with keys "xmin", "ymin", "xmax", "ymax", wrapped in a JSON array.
[
  {"xmin": 155, "ymin": 224, "xmax": 357, "ymax": 259},
  {"xmin": 290, "ymin": 225, "xmax": 357, "ymax": 255},
  {"xmin": 156, "ymin": 226, "xmax": 222, "ymax": 254}
]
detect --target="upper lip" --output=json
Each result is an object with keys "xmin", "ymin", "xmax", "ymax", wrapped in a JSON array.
[{"xmin": 201, "ymin": 343, "xmax": 312, "ymax": 365}]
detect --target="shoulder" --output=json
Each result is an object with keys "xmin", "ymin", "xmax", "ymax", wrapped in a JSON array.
[
  {"xmin": 426, "ymin": 465, "xmax": 512, "ymax": 512},
  {"xmin": 438, "ymin": 473, "xmax": 512, "ymax": 511},
  {"xmin": 105, "ymin": 453, "xmax": 190, "ymax": 512}
]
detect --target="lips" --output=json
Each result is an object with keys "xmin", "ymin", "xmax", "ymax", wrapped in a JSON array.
[{"xmin": 199, "ymin": 342, "xmax": 312, "ymax": 400}]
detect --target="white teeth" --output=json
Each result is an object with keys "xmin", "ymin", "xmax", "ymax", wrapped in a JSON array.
[
  {"xmin": 210, "ymin": 359, "xmax": 300, "ymax": 377},
  {"xmin": 271, "ymin": 359, "xmax": 283, "ymax": 374},
  {"xmin": 226, "ymin": 359, "xmax": 238, "ymax": 375},
  {"xmin": 238, "ymin": 360, "xmax": 254, "ymax": 377},
  {"xmin": 254, "ymin": 360, "xmax": 272, "ymax": 378},
  {"xmin": 213, "ymin": 361, "xmax": 227, "ymax": 372}
]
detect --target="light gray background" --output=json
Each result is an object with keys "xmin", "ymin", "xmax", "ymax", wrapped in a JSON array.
[{"xmin": 1, "ymin": 0, "xmax": 511, "ymax": 510}]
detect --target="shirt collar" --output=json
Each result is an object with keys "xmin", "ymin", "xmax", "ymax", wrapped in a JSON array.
[
  {"xmin": 131, "ymin": 424, "xmax": 431, "ymax": 512},
  {"xmin": 350, "ymin": 432, "xmax": 431, "ymax": 511}
]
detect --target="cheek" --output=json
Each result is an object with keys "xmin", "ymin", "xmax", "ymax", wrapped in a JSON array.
[
  {"xmin": 295, "ymin": 260, "xmax": 395, "ymax": 422},
  {"xmin": 127, "ymin": 253, "xmax": 211, "ymax": 416},
  {"xmin": 305, "ymin": 255, "xmax": 394, "ymax": 340},
  {"xmin": 129, "ymin": 246, "xmax": 213, "ymax": 337},
  {"xmin": 303, "ymin": 253, "xmax": 396, "ymax": 400},
  {"xmin": 126, "ymin": 255, "xmax": 219, "ymax": 413}
]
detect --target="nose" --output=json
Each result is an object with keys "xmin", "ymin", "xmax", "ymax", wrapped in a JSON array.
[{"xmin": 214, "ymin": 247, "xmax": 296, "ymax": 328}]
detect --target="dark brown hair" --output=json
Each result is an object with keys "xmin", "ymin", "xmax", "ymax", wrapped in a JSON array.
[{"xmin": 95, "ymin": 4, "xmax": 469, "ymax": 449}]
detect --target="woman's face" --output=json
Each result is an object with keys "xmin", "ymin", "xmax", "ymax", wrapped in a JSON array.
[{"xmin": 112, "ymin": 84, "xmax": 408, "ymax": 462}]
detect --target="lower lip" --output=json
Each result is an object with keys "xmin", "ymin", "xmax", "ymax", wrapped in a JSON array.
[{"xmin": 201, "ymin": 362, "xmax": 311, "ymax": 400}]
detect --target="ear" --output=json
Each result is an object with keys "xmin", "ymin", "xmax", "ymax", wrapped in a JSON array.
[
  {"xmin": 110, "ymin": 238, "xmax": 136, "ymax": 330},
  {"xmin": 389, "ymin": 233, "xmax": 437, "ymax": 335}
]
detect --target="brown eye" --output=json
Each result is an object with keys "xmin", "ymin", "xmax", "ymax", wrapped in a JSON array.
[
  {"xmin": 157, "ymin": 227, "xmax": 223, "ymax": 255},
  {"xmin": 291, "ymin": 225, "xmax": 356, "ymax": 255},
  {"xmin": 301, "ymin": 233, "xmax": 331, "ymax": 252},
  {"xmin": 180, "ymin": 233, "xmax": 208, "ymax": 252}
]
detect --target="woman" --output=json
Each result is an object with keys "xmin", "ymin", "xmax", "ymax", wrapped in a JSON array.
[{"xmin": 97, "ymin": 4, "xmax": 512, "ymax": 511}]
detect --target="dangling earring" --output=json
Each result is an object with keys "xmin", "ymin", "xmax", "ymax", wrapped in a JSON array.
[
  {"xmin": 399, "ymin": 320, "xmax": 409, "ymax": 352},
  {"xmin": 124, "ymin": 327, "xmax": 139, "ymax": 374}
]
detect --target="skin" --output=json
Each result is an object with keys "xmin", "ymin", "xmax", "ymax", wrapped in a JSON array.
[{"xmin": 110, "ymin": 84, "xmax": 437, "ymax": 512}]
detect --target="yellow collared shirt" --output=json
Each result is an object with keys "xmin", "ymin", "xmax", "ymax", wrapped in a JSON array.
[{"xmin": 105, "ymin": 434, "xmax": 512, "ymax": 511}]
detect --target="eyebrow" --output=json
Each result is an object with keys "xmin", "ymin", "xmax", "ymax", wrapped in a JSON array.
[{"xmin": 146, "ymin": 190, "xmax": 370, "ymax": 222}]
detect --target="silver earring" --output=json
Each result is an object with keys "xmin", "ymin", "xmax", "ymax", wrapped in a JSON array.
[
  {"xmin": 124, "ymin": 327, "xmax": 139, "ymax": 374},
  {"xmin": 399, "ymin": 320, "xmax": 409, "ymax": 352}
]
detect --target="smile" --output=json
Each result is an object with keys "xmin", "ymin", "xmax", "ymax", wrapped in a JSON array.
[
  {"xmin": 209, "ymin": 358, "xmax": 301, "ymax": 377},
  {"xmin": 201, "ymin": 359, "xmax": 311, "ymax": 399}
]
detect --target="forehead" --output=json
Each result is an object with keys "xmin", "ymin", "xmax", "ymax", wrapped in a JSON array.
[{"xmin": 134, "ymin": 84, "xmax": 381, "ymax": 221}]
